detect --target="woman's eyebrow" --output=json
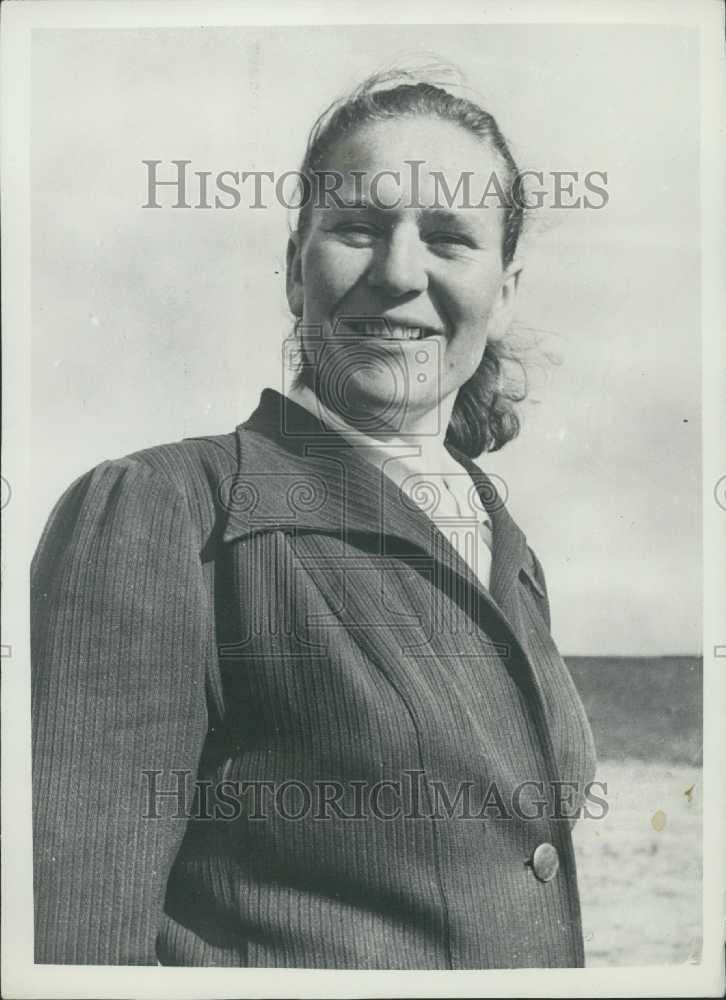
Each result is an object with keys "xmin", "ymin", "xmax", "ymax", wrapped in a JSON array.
[
  {"xmin": 325, "ymin": 202, "xmax": 481, "ymax": 228},
  {"xmin": 417, "ymin": 207, "xmax": 479, "ymax": 228},
  {"xmin": 327, "ymin": 197, "xmax": 385, "ymax": 213}
]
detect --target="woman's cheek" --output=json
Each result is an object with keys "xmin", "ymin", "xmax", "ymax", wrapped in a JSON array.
[{"xmin": 319, "ymin": 244, "xmax": 370, "ymax": 295}]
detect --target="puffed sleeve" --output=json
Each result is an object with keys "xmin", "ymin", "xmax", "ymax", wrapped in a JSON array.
[{"xmin": 31, "ymin": 458, "xmax": 213, "ymax": 964}]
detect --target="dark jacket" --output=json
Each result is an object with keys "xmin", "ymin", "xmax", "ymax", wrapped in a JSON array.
[{"xmin": 31, "ymin": 388, "xmax": 596, "ymax": 968}]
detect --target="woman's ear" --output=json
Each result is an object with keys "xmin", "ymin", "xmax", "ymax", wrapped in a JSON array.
[
  {"xmin": 487, "ymin": 259, "xmax": 523, "ymax": 343},
  {"xmin": 286, "ymin": 234, "xmax": 304, "ymax": 317}
]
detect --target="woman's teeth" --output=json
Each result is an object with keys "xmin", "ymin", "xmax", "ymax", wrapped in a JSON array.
[{"xmin": 347, "ymin": 322, "xmax": 427, "ymax": 340}]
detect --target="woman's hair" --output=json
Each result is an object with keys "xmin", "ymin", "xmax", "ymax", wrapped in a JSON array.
[{"xmin": 291, "ymin": 65, "xmax": 529, "ymax": 457}]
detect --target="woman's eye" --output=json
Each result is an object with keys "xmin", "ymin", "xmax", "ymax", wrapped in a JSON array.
[
  {"xmin": 426, "ymin": 232, "xmax": 474, "ymax": 248},
  {"xmin": 334, "ymin": 223, "xmax": 379, "ymax": 244}
]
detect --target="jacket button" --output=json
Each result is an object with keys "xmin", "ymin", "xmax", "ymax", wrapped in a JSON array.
[{"xmin": 531, "ymin": 842, "xmax": 559, "ymax": 882}]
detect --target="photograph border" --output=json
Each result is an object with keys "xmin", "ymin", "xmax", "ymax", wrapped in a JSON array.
[{"xmin": 2, "ymin": 1, "xmax": 723, "ymax": 997}]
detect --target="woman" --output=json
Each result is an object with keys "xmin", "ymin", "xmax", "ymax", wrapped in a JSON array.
[{"xmin": 31, "ymin": 68, "xmax": 596, "ymax": 969}]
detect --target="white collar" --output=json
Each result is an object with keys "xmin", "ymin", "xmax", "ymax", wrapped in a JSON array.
[{"xmin": 286, "ymin": 384, "xmax": 491, "ymax": 527}]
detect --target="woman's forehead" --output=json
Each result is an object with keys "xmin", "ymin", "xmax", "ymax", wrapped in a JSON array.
[
  {"xmin": 323, "ymin": 116, "xmax": 502, "ymax": 177},
  {"xmin": 314, "ymin": 117, "xmax": 507, "ymax": 220}
]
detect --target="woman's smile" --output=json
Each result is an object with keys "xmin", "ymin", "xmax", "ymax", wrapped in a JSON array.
[{"xmin": 335, "ymin": 318, "xmax": 443, "ymax": 341}]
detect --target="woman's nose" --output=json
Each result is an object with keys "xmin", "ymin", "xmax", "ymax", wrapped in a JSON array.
[{"xmin": 366, "ymin": 226, "xmax": 428, "ymax": 297}]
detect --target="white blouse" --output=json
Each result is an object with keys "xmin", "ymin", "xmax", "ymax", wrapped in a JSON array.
[{"xmin": 287, "ymin": 385, "xmax": 493, "ymax": 590}]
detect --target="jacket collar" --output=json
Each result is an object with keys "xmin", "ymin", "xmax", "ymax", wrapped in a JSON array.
[{"xmin": 221, "ymin": 388, "xmax": 534, "ymax": 614}]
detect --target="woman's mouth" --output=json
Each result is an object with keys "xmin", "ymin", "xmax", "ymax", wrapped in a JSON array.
[{"xmin": 341, "ymin": 320, "xmax": 438, "ymax": 341}]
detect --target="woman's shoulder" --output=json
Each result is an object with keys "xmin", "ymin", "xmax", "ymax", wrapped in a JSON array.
[
  {"xmin": 34, "ymin": 429, "xmax": 242, "ymax": 569},
  {"xmin": 82, "ymin": 429, "xmax": 240, "ymax": 513},
  {"xmin": 125, "ymin": 428, "xmax": 240, "ymax": 495}
]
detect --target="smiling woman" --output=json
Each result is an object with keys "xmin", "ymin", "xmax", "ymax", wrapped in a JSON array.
[
  {"xmin": 288, "ymin": 75, "xmax": 527, "ymax": 453},
  {"xmin": 31, "ymin": 66, "xmax": 597, "ymax": 969}
]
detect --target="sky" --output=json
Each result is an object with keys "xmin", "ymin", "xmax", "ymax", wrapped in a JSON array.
[{"xmin": 30, "ymin": 23, "xmax": 702, "ymax": 655}]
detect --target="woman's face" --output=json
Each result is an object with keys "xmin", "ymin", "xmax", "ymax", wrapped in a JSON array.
[{"xmin": 287, "ymin": 116, "xmax": 521, "ymax": 434}]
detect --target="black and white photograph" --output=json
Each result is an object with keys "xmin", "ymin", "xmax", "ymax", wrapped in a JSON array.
[{"xmin": 2, "ymin": 1, "xmax": 724, "ymax": 997}]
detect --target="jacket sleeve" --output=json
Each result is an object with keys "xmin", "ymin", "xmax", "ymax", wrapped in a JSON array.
[{"xmin": 31, "ymin": 458, "xmax": 213, "ymax": 964}]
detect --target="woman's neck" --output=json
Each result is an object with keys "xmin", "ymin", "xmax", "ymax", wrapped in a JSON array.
[{"xmin": 288, "ymin": 382, "xmax": 456, "ymax": 454}]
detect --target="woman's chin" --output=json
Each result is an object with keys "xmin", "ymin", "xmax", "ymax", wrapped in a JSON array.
[{"xmin": 318, "ymin": 376, "xmax": 436, "ymax": 434}]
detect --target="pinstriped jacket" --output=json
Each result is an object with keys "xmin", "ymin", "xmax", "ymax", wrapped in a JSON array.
[{"xmin": 31, "ymin": 387, "xmax": 596, "ymax": 968}]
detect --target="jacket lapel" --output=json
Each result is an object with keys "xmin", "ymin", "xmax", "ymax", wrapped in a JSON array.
[
  {"xmin": 446, "ymin": 446, "xmax": 532, "ymax": 637},
  {"xmin": 219, "ymin": 388, "xmax": 565, "ymax": 785},
  {"xmin": 222, "ymin": 389, "xmax": 536, "ymax": 657}
]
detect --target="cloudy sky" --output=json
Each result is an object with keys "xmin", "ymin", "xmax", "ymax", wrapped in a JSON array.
[{"xmin": 30, "ymin": 23, "xmax": 701, "ymax": 655}]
